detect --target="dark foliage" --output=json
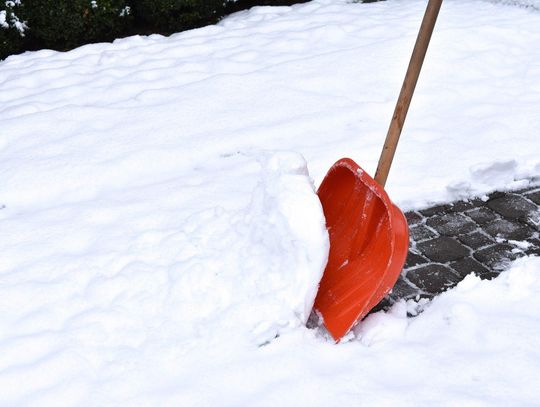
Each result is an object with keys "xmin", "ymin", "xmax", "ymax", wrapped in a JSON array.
[
  {"xmin": 23, "ymin": 0, "xmax": 132, "ymax": 51},
  {"xmin": 1, "ymin": 0, "xmax": 311, "ymax": 60},
  {"xmin": 0, "ymin": 1, "xmax": 27, "ymax": 59},
  {"xmin": 131, "ymin": 0, "xmax": 225, "ymax": 35}
]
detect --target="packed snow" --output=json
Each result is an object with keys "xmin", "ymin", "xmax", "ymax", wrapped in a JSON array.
[{"xmin": 1, "ymin": 0, "xmax": 540, "ymax": 405}]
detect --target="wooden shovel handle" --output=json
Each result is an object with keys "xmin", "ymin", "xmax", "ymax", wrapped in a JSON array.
[{"xmin": 374, "ymin": 0, "xmax": 443, "ymax": 187}]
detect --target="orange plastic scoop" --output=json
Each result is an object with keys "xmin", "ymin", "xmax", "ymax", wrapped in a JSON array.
[
  {"xmin": 315, "ymin": 159, "xmax": 409, "ymax": 340},
  {"xmin": 313, "ymin": 0, "xmax": 443, "ymax": 341}
]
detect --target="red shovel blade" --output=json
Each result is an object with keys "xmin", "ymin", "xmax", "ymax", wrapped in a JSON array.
[{"xmin": 314, "ymin": 158, "xmax": 409, "ymax": 341}]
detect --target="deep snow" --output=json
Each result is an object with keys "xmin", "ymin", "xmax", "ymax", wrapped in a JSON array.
[{"xmin": 1, "ymin": 0, "xmax": 540, "ymax": 405}]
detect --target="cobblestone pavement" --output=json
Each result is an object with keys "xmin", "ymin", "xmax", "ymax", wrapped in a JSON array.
[{"xmin": 377, "ymin": 183, "xmax": 540, "ymax": 311}]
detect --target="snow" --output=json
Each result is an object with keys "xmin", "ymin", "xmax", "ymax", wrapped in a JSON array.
[
  {"xmin": 487, "ymin": 0, "xmax": 540, "ymax": 9},
  {"xmin": 1, "ymin": 0, "xmax": 26, "ymax": 34},
  {"xmin": 0, "ymin": 10, "xmax": 7, "ymax": 28},
  {"xmin": 1, "ymin": 0, "xmax": 540, "ymax": 405}
]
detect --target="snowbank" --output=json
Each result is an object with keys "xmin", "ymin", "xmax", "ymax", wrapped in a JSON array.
[
  {"xmin": 238, "ymin": 256, "xmax": 540, "ymax": 407},
  {"xmin": 485, "ymin": 0, "xmax": 540, "ymax": 10},
  {"xmin": 1, "ymin": 0, "xmax": 539, "ymax": 212},
  {"xmin": 0, "ymin": 150, "xmax": 329, "ymax": 404}
]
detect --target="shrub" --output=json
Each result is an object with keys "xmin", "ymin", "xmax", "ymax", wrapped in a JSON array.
[
  {"xmin": 131, "ymin": 0, "xmax": 225, "ymax": 35},
  {"xmin": 22, "ymin": 0, "xmax": 133, "ymax": 50},
  {"xmin": 0, "ymin": 0, "xmax": 311, "ymax": 60},
  {"xmin": 0, "ymin": 0, "xmax": 27, "ymax": 59},
  {"xmin": 225, "ymin": 0, "xmax": 309, "ymax": 13}
]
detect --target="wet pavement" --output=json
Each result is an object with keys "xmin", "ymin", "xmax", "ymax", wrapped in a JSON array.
[{"xmin": 379, "ymin": 183, "xmax": 540, "ymax": 310}]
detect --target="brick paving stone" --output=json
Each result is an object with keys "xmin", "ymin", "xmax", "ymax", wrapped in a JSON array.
[
  {"xmin": 526, "ymin": 211, "xmax": 540, "ymax": 230},
  {"xmin": 409, "ymin": 225, "xmax": 438, "ymax": 242},
  {"xmin": 449, "ymin": 198, "xmax": 484, "ymax": 212},
  {"xmin": 370, "ymin": 183, "xmax": 540, "ymax": 316},
  {"xmin": 457, "ymin": 231, "xmax": 495, "ymax": 250},
  {"xmin": 487, "ymin": 191, "xmax": 506, "ymax": 201},
  {"xmin": 525, "ymin": 190, "xmax": 540, "ymax": 205},
  {"xmin": 527, "ymin": 238, "xmax": 540, "ymax": 247},
  {"xmin": 514, "ymin": 184, "xmax": 540, "ymax": 194},
  {"xmin": 465, "ymin": 207, "xmax": 499, "ymax": 225},
  {"xmin": 426, "ymin": 213, "xmax": 477, "ymax": 236},
  {"xmin": 487, "ymin": 194, "xmax": 538, "ymax": 221},
  {"xmin": 405, "ymin": 211, "xmax": 423, "ymax": 226},
  {"xmin": 406, "ymin": 264, "xmax": 462, "ymax": 294},
  {"xmin": 416, "ymin": 236, "xmax": 470, "ymax": 263},
  {"xmin": 484, "ymin": 219, "xmax": 535, "ymax": 241},
  {"xmin": 370, "ymin": 297, "xmax": 394, "ymax": 314},
  {"xmin": 389, "ymin": 277, "xmax": 420, "ymax": 300},
  {"xmin": 404, "ymin": 252, "xmax": 429, "ymax": 268},
  {"xmin": 525, "ymin": 238, "xmax": 540, "ymax": 256},
  {"xmin": 449, "ymin": 257, "xmax": 497, "ymax": 280},
  {"xmin": 419, "ymin": 204, "xmax": 452, "ymax": 217},
  {"xmin": 474, "ymin": 243, "xmax": 521, "ymax": 270}
]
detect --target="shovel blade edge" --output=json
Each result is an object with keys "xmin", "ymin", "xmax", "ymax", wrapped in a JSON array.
[{"xmin": 314, "ymin": 158, "xmax": 409, "ymax": 341}]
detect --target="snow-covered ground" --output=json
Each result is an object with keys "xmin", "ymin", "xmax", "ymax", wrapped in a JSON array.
[{"xmin": 1, "ymin": 0, "xmax": 540, "ymax": 405}]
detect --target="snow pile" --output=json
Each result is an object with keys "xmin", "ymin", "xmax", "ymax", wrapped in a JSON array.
[
  {"xmin": 27, "ymin": 255, "xmax": 536, "ymax": 406},
  {"xmin": 1, "ymin": 0, "xmax": 539, "ymax": 212},
  {"xmin": 0, "ymin": 150, "xmax": 328, "ymax": 404},
  {"xmin": 247, "ymin": 256, "xmax": 540, "ymax": 407},
  {"xmin": 485, "ymin": 0, "xmax": 540, "ymax": 10},
  {"xmin": 358, "ymin": 256, "xmax": 540, "ymax": 351},
  {"xmin": 161, "ymin": 151, "xmax": 329, "ymax": 345},
  {"xmin": 351, "ymin": 256, "xmax": 540, "ymax": 405}
]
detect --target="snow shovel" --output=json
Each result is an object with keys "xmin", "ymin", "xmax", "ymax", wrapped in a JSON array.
[{"xmin": 314, "ymin": 0, "xmax": 443, "ymax": 342}]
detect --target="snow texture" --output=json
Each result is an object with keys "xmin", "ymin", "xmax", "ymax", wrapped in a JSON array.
[
  {"xmin": 1, "ymin": 0, "xmax": 540, "ymax": 405},
  {"xmin": 1, "ymin": 0, "xmax": 26, "ymax": 34},
  {"xmin": 485, "ymin": 0, "xmax": 540, "ymax": 10}
]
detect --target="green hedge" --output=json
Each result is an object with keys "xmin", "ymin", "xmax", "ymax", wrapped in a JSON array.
[
  {"xmin": 0, "ymin": 0, "xmax": 309, "ymax": 60},
  {"xmin": 24, "ymin": 0, "xmax": 133, "ymax": 50},
  {"xmin": 1, "ymin": 0, "xmax": 27, "ymax": 57},
  {"xmin": 133, "ymin": 0, "xmax": 225, "ymax": 35}
]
